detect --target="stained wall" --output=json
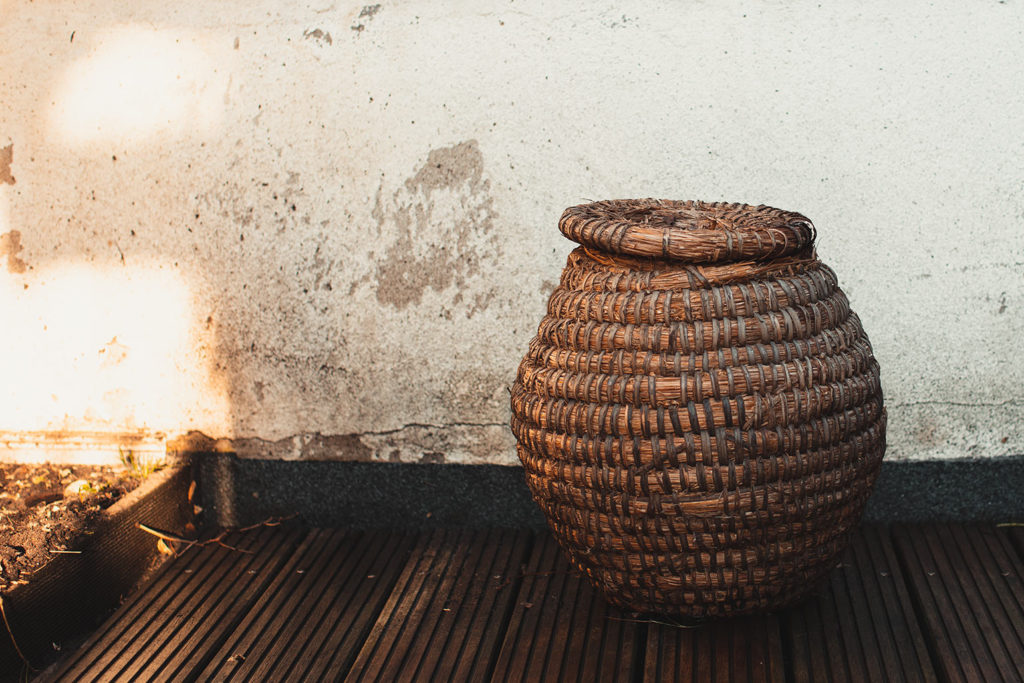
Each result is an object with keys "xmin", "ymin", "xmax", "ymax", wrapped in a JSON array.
[{"xmin": 1, "ymin": 1, "xmax": 1021, "ymax": 463}]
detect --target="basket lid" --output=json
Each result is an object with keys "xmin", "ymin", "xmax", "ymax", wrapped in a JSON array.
[{"xmin": 558, "ymin": 199, "xmax": 815, "ymax": 264}]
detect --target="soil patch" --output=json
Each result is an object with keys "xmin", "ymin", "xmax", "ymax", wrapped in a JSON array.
[{"xmin": 0, "ymin": 463, "xmax": 141, "ymax": 589}]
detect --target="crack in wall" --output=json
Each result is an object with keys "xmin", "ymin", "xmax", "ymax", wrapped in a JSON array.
[
  {"xmin": 345, "ymin": 421, "xmax": 508, "ymax": 437},
  {"xmin": 889, "ymin": 399, "xmax": 1024, "ymax": 409}
]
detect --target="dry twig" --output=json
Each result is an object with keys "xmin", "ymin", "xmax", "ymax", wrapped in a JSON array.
[
  {"xmin": 605, "ymin": 614, "xmax": 703, "ymax": 629},
  {"xmin": 135, "ymin": 513, "xmax": 298, "ymax": 557}
]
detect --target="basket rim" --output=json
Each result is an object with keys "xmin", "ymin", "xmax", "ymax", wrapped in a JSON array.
[{"xmin": 558, "ymin": 199, "xmax": 816, "ymax": 264}]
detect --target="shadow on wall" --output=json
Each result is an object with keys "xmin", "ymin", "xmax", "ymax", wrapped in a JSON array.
[
  {"xmin": 1, "ymin": 11, "xmax": 521, "ymax": 467},
  {"xmin": 198, "ymin": 136, "xmax": 515, "ymax": 463}
]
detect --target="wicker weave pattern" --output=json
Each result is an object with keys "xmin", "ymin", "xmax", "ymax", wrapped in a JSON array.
[
  {"xmin": 559, "ymin": 199, "xmax": 816, "ymax": 264},
  {"xmin": 512, "ymin": 200, "xmax": 885, "ymax": 617}
]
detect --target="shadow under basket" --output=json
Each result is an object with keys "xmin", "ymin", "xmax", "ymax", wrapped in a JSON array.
[{"xmin": 511, "ymin": 199, "xmax": 886, "ymax": 617}]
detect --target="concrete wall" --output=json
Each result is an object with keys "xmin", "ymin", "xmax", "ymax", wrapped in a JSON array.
[{"xmin": 1, "ymin": 0, "xmax": 1021, "ymax": 464}]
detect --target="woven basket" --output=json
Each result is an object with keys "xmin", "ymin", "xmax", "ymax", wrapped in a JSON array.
[{"xmin": 511, "ymin": 199, "xmax": 886, "ymax": 617}]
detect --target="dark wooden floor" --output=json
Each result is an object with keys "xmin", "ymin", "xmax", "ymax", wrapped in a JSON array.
[{"xmin": 42, "ymin": 524, "xmax": 1024, "ymax": 682}]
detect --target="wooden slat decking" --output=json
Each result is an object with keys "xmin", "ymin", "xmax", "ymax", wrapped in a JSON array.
[
  {"xmin": 893, "ymin": 524, "xmax": 1024, "ymax": 683},
  {"xmin": 785, "ymin": 526, "xmax": 937, "ymax": 683},
  {"xmin": 42, "ymin": 524, "xmax": 1024, "ymax": 682},
  {"xmin": 492, "ymin": 533, "xmax": 641, "ymax": 682}
]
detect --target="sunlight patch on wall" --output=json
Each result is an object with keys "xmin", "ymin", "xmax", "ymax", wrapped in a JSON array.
[
  {"xmin": 49, "ymin": 25, "xmax": 226, "ymax": 144},
  {"xmin": 0, "ymin": 261, "xmax": 232, "ymax": 462}
]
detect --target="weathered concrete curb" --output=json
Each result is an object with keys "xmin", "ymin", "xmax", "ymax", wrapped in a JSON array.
[{"xmin": 194, "ymin": 453, "xmax": 1024, "ymax": 531}]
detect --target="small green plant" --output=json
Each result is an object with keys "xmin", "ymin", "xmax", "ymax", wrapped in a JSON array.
[
  {"xmin": 66, "ymin": 480, "xmax": 99, "ymax": 496},
  {"xmin": 118, "ymin": 447, "xmax": 163, "ymax": 479}
]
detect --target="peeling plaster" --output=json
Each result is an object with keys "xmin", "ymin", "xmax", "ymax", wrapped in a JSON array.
[
  {"xmin": 169, "ymin": 422, "xmax": 513, "ymax": 464},
  {"xmin": 2, "ymin": 2, "xmax": 1023, "ymax": 465},
  {"xmin": 0, "ymin": 144, "xmax": 14, "ymax": 185},
  {"xmin": 303, "ymin": 28, "xmax": 332, "ymax": 45},
  {"xmin": 351, "ymin": 4, "xmax": 381, "ymax": 32},
  {"xmin": 0, "ymin": 230, "xmax": 28, "ymax": 273},
  {"xmin": 373, "ymin": 140, "xmax": 500, "ymax": 313}
]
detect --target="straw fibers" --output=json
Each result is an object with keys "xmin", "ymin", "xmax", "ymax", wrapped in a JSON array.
[{"xmin": 511, "ymin": 199, "xmax": 886, "ymax": 617}]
